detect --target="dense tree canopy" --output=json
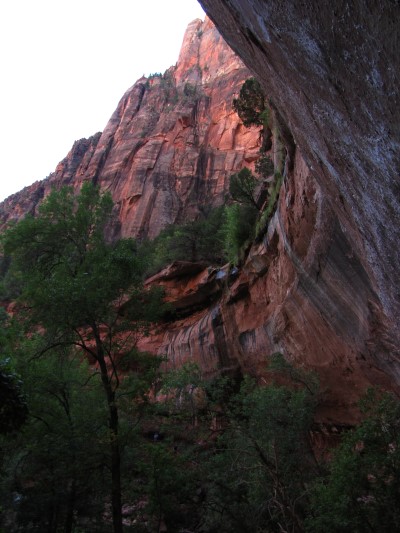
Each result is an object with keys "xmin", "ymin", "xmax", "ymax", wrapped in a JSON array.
[
  {"xmin": 308, "ymin": 390, "xmax": 400, "ymax": 532},
  {"xmin": 141, "ymin": 205, "xmax": 226, "ymax": 274},
  {"xmin": 0, "ymin": 359, "xmax": 27, "ymax": 434},
  {"xmin": 2, "ymin": 183, "xmax": 164, "ymax": 532},
  {"xmin": 229, "ymin": 167, "xmax": 259, "ymax": 209},
  {"xmin": 1, "ymin": 184, "xmax": 400, "ymax": 533}
]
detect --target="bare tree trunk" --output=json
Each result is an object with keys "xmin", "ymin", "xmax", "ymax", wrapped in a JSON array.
[
  {"xmin": 109, "ymin": 400, "xmax": 123, "ymax": 533},
  {"xmin": 93, "ymin": 324, "xmax": 123, "ymax": 533},
  {"xmin": 64, "ymin": 480, "xmax": 76, "ymax": 533}
]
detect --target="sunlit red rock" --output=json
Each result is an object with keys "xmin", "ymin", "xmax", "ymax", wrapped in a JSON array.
[
  {"xmin": 0, "ymin": 18, "xmax": 260, "ymax": 240},
  {"xmin": 1, "ymin": 12, "xmax": 399, "ymax": 428}
]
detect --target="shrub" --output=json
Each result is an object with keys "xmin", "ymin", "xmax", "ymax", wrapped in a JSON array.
[
  {"xmin": 184, "ymin": 82, "xmax": 196, "ymax": 97},
  {"xmin": 255, "ymin": 154, "xmax": 274, "ymax": 178},
  {"xmin": 223, "ymin": 204, "xmax": 257, "ymax": 264}
]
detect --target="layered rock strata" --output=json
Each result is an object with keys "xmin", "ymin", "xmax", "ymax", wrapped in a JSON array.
[
  {"xmin": 197, "ymin": 0, "xmax": 400, "ymax": 384},
  {"xmin": 0, "ymin": 18, "xmax": 260, "ymax": 240},
  {"xmin": 1, "ymin": 10, "xmax": 399, "ymax": 423},
  {"xmin": 140, "ymin": 145, "xmax": 397, "ymax": 424}
]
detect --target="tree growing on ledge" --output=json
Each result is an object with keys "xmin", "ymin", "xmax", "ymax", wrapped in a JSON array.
[
  {"xmin": 233, "ymin": 77, "xmax": 267, "ymax": 127},
  {"xmin": 2, "ymin": 183, "xmax": 164, "ymax": 533},
  {"xmin": 229, "ymin": 167, "xmax": 259, "ymax": 209},
  {"xmin": 233, "ymin": 77, "xmax": 272, "ymax": 153}
]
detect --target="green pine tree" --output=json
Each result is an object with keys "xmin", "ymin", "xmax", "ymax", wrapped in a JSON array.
[{"xmin": 2, "ymin": 183, "xmax": 165, "ymax": 533}]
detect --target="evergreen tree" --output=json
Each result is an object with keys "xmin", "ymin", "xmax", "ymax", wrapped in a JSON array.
[
  {"xmin": 233, "ymin": 78, "xmax": 267, "ymax": 127},
  {"xmin": 229, "ymin": 167, "xmax": 259, "ymax": 209},
  {"xmin": 308, "ymin": 390, "xmax": 400, "ymax": 533},
  {"xmin": 2, "ymin": 183, "xmax": 164, "ymax": 532}
]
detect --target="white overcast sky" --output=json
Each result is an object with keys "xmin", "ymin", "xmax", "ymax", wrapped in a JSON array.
[{"xmin": 0, "ymin": 0, "xmax": 205, "ymax": 201}]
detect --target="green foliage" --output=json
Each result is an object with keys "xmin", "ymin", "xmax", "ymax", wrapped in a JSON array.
[
  {"xmin": 161, "ymin": 362, "xmax": 205, "ymax": 424},
  {"xmin": 268, "ymin": 352, "xmax": 319, "ymax": 395},
  {"xmin": 0, "ymin": 342, "xmax": 162, "ymax": 531},
  {"xmin": 4, "ymin": 184, "xmax": 399, "ymax": 533},
  {"xmin": 229, "ymin": 167, "xmax": 259, "ymax": 209},
  {"xmin": 145, "ymin": 72, "xmax": 163, "ymax": 90},
  {"xmin": 141, "ymin": 205, "xmax": 226, "ymax": 275},
  {"xmin": 233, "ymin": 77, "xmax": 266, "ymax": 127},
  {"xmin": 145, "ymin": 442, "xmax": 200, "ymax": 532},
  {"xmin": 161, "ymin": 362, "xmax": 202, "ymax": 392},
  {"xmin": 183, "ymin": 82, "xmax": 197, "ymax": 97},
  {"xmin": 203, "ymin": 372, "xmax": 241, "ymax": 410},
  {"xmin": 232, "ymin": 79, "xmax": 283, "ymax": 248},
  {"xmin": 308, "ymin": 389, "xmax": 400, "ymax": 533},
  {"xmin": 0, "ymin": 350, "xmax": 109, "ymax": 531},
  {"xmin": 256, "ymin": 171, "xmax": 283, "ymax": 238},
  {"xmin": 2, "ymin": 183, "xmax": 160, "ymax": 337},
  {"xmin": 1, "ymin": 183, "xmax": 165, "ymax": 532},
  {"xmin": 0, "ymin": 313, "xmax": 28, "ymax": 434},
  {"xmin": 157, "ymin": 359, "xmax": 319, "ymax": 532},
  {"xmin": 0, "ymin": 255, "xmax": 23, "ymax": 301},
  {"xmin": 203, "ymin": 374, "xmax": 318, "ymax": 532},
  {"xmin": 259, "ymin": 107, "xmax": 271, "ymax": 129},
  {"xmin": 0, "ymin": 358, "xmax": 27, "ymax": 434},
  {"xmin": 223, "ymin": 204, "xmax": 257, "ymax": 264},
  {"xmin": 272, "ymin": 121, "xmax": 285, "ymax": 173},
  {"xmin": 148, "ymin": 72, "xmax": 163, "ymax": 79},
  {"xmin": 255, "ymin": 154, "xmax": 274, "ymax": 178}
]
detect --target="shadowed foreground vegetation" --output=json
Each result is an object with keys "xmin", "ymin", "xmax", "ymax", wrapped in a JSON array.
[{"xmin": 1, "ymin": 80, "xmax": 399, "ymax": 531}]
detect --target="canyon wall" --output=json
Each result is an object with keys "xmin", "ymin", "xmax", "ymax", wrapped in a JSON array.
[
  {"xmin": 140, "ymin": 144, "xmax": 396, "ymax": 425},
  {"xmin": 1, "ymin": 11, "xmax": 399, "ymax": 423},
  {"xmin": 195, "ymin": 0, "xmax": 400, "ymax": 386},
  {"xmin": 0, "ymin": 18, "xmax": 260, "ymax": 240}
]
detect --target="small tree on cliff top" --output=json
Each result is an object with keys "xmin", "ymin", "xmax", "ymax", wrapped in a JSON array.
[{"xmin": 2, "ymin": 183, "xmax": 164, "ymax": 533}]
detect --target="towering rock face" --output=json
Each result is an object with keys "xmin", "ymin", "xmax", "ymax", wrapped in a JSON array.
[
  {"xmin": 140, "ymin": 146, "xmax": 397, "ymax": 425},
  {"xmin": 198, "ymin": 1, "xmax": 400, "ymax": 383},
  {"xmin": 1, "ymin": 11, "xmax": 399, "ymax": 423},
  {"xmin": 0, "ymin": 18, "xmax": 260, "ymax": 239}
]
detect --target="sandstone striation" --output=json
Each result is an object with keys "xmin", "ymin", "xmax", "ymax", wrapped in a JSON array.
[
  {"xmin": 0, "ymin": 18, "xmax": 260, "ymax": 240},
  {"xmin": 139, "ymin": 146, "xmax": 397, "ymax": 424},
  {"xmin": 1, "ymin": 11, "xmax": 399, "ymax": 425},
  {"xmin": 197, "ymin": 1, "xmax": 400, "ymax": 386}
]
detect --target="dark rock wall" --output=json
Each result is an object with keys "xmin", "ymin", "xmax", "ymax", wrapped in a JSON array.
[{"xmin": 198, "ymin": 0, "xmax": 400, "ymax": 382}]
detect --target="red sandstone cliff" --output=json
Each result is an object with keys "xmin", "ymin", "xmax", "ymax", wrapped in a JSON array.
[
  {"xmin": 0, "ymin": 18, "xmax": 260, "ymax": 239},
  {"xmin": 1, "ymin": 13, "xmax": 399, "ymax": 426},
  {"xmin": 198, "ymin": 1, "xmax": 400, "ymax": 389},
  {"xmin": 139, "ymin": 144, "xmax": 397, "ymax": 425}
]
